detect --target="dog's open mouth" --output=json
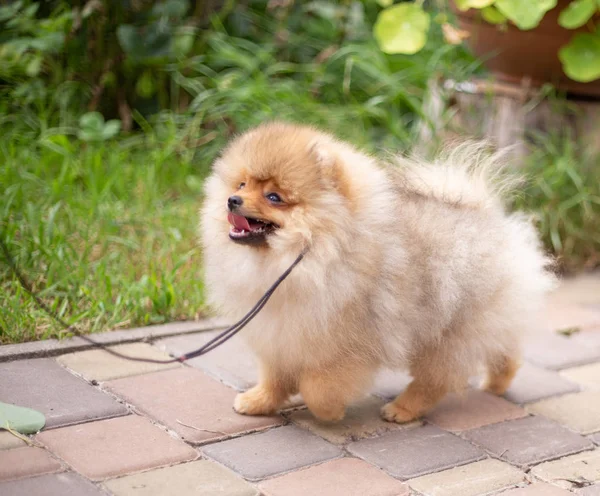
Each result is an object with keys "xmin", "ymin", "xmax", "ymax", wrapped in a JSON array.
[{"xmin": 228, "ymin": 213, "xmax": 277, "ymax": 244}]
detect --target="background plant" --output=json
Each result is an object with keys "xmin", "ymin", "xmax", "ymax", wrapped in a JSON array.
[
  {"xmin": 374, "ymin": 0, "xmax": 600, "ymax": 83},
  {"xmin": 516, "ymin": 132, "xmax": 600, "ymax": 271}
]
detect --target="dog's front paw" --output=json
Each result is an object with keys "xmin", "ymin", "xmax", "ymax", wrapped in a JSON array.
[
  {"xmin": 234, "ymin": 386, "xmax": 279, "ymax": 416},
  {"xmin": 380, "ymin": 401, "xmax": 419, "ymax": 424}
]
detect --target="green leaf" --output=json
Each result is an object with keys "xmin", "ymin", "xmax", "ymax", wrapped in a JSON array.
[
  {"xmin": 152, "ymin": 0, "xmax": 189, "ymax": 19},
  {"xmin": 0, "ymin": 402, "xmax": 45, "ymax": 434},
  {"xmin": 101, "ymin": 71, "xmax": 116, "ymax": 88},
  {"xmin": 173, "ymin": 27, "xmax": 197, "ymax": 56},
  {"xmin": 466, "ymin": 0, "xmax": 495, "ymax": 8},
  {"xmin": 117, "ymin": 22, "xmax": 172, "ymax": 62},
  {"xmin": 29, "ymin": 32, "xmax": 65, "ymax": 54},
  {"xmin": 102, "ymin": 120, "xmax": 122, "ymax": 140},
  {"xmin": 304, "ymin": 1, "xmax": 340, "ymax": 21},
  {"xmin": 0, "ymin": 1, "xmax": 23, "ymax": 22},
  {"xmin": 135, "ymin": 70, "xmax": 156, "ymax": 98},
  {"xmin": 376, "ymin": 0, "xmax": 393, "ymax": 7},
  {"xmin": 25, "ymin": 55, "xmax": 42, "ymax": 77},
  {"xmin": 454, "ymin": 0, "xmax": 494, "ymax": 10},
  {"xmin": 481, "ymin": 6, "xmax": 508, "ymax": 24},
  {"xmin": 495, "ymin": 0, "xmax": 557, "ymax": 29},
  {"xmin": 40, "ymin": 134, "xmax": 74, "ymax": 156},
  {"xmin": 78, "ymin": 129, "xmax": 100, "ymax": 142},
  {"xmin": 374, "ymin": 3, "xmax": 431, "ymax": 55},
  {"xmin": 454, "ymin": 0, "xmax": 471, "ymax": 11},
  {"xmin": 559, "ymin": 0, "xmax": 596, "ymax": 29},
  {"xmin": 559, "ymin": 32, "xmax": 600, "ymax": 82},
  {"xmin": 78, "ymin": 112, "xmax": 108, "ymax": 141},
  {"xmin": 116, "ymin": 24, "xmax": 136, "ymax": 54},
  {"xmin": 79, "ymin": 111, "xmax": 104, "ymax": 131},
  {"xmin": 434, "ymin": 12, "xmax": 448, "ymax": 23}
]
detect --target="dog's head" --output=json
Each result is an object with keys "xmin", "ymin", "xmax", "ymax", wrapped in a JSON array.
[{"xmin": 207, "ymin": 122, "xmax": 354, "ymax": 251}]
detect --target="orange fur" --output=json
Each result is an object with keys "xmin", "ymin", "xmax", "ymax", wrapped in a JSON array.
[
  {"xmin": 200, "ymin": 122, "xmax": 556, "ymax": 423},
  {"xmin": 483, "ymin": 354, "xmax": 522, "ymax": 396},
  {"xmin": 234, "ymin": 362, "xmax": 295, "ymax": 415}
]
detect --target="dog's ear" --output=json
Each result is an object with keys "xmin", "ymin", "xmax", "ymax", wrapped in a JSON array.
[
  {"xmin": 308, "ymin": 139, "xmax": 335, "ymax": 169},
  {"xmin": 307, "ymin": 139, "xmax": 352, "ymax": 199}
]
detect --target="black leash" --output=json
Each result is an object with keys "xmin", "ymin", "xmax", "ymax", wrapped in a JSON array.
[{"xmin": 0, "ymin": 237, "xmax": 306, "ymax": 364}]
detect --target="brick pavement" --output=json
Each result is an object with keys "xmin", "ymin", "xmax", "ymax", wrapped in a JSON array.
[{"xmin": 1, "ymin": 279, "xmax": 600, "ymax": 495}]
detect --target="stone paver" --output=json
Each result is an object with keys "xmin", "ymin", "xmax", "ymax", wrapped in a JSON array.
[
  {"xmin": 202, "ymin": 426, "xmax": 342, "ymax": 481},
  {"xmin": 573, "ymin": 329, "xmax": 600, "ymax": 350},
  {"xmin": 57, "ymin": 343, "xmax": 180, "ymax": 382},
  {"xmin": 36, "ymin": 415, "xmax": 197, "ymax": 481},
  {"xmin": 527, "ymin": 392, "xmax": 600, "ymax": 434},
  {"xmin": 258, "ymin": 457, "xmax": 410, "ymax": 496},
  {"xmin": 0, "ymin": 358, "xmax": 127, "ymax": 428},
  {"xmin": 579, "ymin": 486, "xmax": 600, "ymax": 496},
  {"xmin": 425, "ymin": 390, "xmax": 526, "ymax": 432},
  {"xmin": 500, "ymin": 483, "xmax": 573, "ymax": 495},
  {"xmin": 463, "ymin": 416, "xmax": 594, "ymax": 466},
  {"xmin": 504, "ymin": 362, "xmax": 580, "ymax": 404},
  {"xmin": 562, "ymin": 363, "xmax": 600, "ymax": 391},
  {"xmin": 548, "ymin": 273, "xmax": 600, "ymax": 307},
  {"xmin": 408, "ymin": 459, "xmax": 525, "ymax": 496},
  {"xmin": 524, "ymin": 334, "xmax": 600, "ymax": 370},
  {"xmin": 591, "ymin": 433, "xmax": 600, "ymax": 445},
  {"xmin": 370, "ymin": 369, "xmax": 412, "ymax": 399},
  {"xmin": 0, "ymin": 431, "xmax": 25, "ymax": 450},
  {"xmin": 0, "ymin": 447, "xmax": 62, "ymax": 482},
  {"xmin": 544, "ymin": 301, "xmax": 600, "ymax": 332},
  {"xmin": 0, "ymin": 473, "xmax": 104, "ymax": 496},
  {"xmin": 290, "ymin": 397, "xmax": 415, "ymax": 444},
  {"xmin": 157, "ymin": 332, "xmax": 257, "ymax": 391},
  {"xmin": 530, "ymin": 450, "xmax": 600, "ymax": 489},
  {"xmin": 104, "ymin": 459, "xmax": 258, "ymax": 496},
  {"xmin": 105, "ymin": 368, "xmax": 282, "ymax": 444},
  {"xmin": 347, "ymin": 425, "xmax": 484, "ymax": 480}
]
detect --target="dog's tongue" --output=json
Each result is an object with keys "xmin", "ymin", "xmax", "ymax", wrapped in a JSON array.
[{"xmin": 228, "ymin": 213, "xmax": 251, "ymax": 231}]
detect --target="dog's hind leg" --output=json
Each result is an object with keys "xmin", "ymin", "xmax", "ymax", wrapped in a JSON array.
[
  {"xmin": 299, "ymin": 361, "xmax": 376, "ymax": 422},
  {"xmin": 381, "ymin": 344, "xmax": 466, "ymax": 424},
  {"xmin": 483, "ymin": 352, "xmax": 521, "ymax": 396},
  {"xmin": 381, "ymin": 376, "xmax": 449, "ymax": 424}
]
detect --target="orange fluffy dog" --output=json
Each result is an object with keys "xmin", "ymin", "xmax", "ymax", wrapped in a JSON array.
[{"xmin": 200, "ymin": 122, "xmax": 555, "ymax": 423}]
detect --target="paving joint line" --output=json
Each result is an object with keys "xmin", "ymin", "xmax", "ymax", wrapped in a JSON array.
[{"xmin": 0, "ymin": 319, "xmax": 229, "ymax": 362}]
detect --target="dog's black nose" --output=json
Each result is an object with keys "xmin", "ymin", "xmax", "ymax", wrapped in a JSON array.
[{"xmin": 228, "ymin": 195, "xmax": 243, "ymax": 211}]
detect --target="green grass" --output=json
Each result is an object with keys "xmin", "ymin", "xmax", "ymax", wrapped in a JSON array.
[
  {"xmin": 0, "ymin": 132, "xmax": 208, "ymax": 344},
  {"xmin": 517, "ymin": 133, "xmax": 600, "ymax": 272}
]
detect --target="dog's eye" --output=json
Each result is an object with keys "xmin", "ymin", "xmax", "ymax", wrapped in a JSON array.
[
  {"xmin": 266, "ymin": 193, "xmax": 282, "ymax": 203},
  {"xmin": 238, "ymin": 182, "xmax": 246, "ymax": 190}
]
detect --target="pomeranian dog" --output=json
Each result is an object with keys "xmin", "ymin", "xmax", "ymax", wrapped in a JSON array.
[{"xmin": 200, "ymin": 122, "xmax": 555, "ymax": 423}]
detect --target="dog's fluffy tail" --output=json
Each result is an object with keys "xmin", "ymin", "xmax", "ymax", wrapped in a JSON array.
[{"xmin": 392, "ymin": 141, "xmax": 521, "ymax": 211}]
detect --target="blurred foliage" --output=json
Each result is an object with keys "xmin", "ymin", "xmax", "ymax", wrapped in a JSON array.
[
  {"xmin": 0, "ymin": 0, "xmax": 478, "ymax": 150},
  {"xmin": 516, "ymin": 132, "xmax": 600, "ymax": 272},
  {"xmin": 376, "ymin": 0, "xmax": 600, "ymax": 83}
]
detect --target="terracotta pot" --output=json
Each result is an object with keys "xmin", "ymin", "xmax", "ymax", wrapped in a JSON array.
[{"xmin": 451, "ymin": 0, "xmax": 600, "ymax": 98}]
